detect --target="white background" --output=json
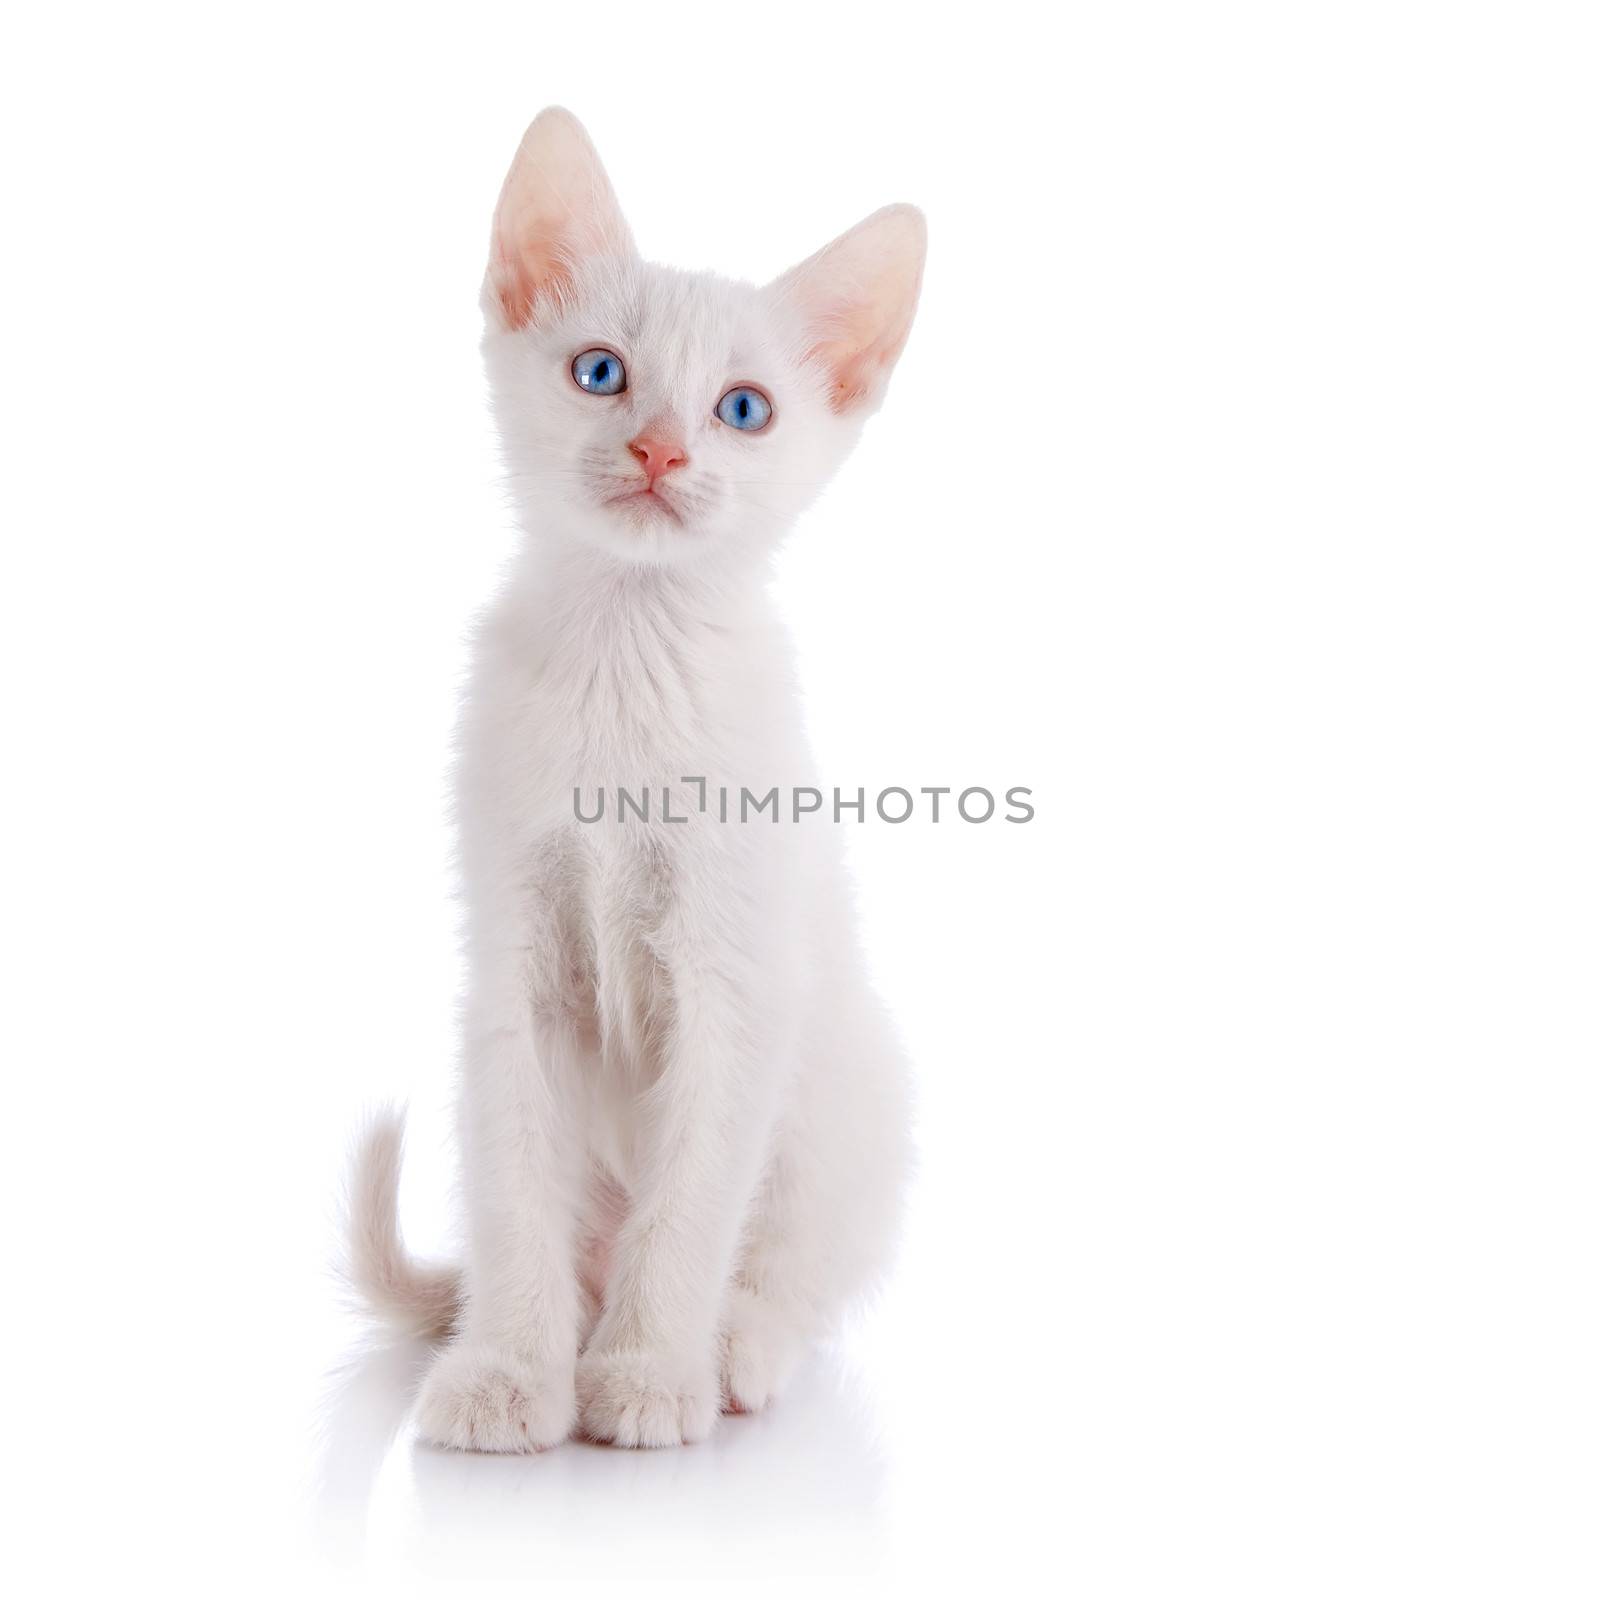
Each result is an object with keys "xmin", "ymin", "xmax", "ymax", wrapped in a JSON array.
[{"xmin": 3, "ymin": 4, "xmax": 1597, "ymax": 1595}]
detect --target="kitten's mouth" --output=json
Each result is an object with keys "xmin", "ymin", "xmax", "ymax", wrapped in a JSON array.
[{"xmin": 606, "ymin": 486, "xmax": 682, "ymax": 525}]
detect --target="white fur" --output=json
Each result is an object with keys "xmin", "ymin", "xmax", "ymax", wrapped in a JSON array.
[{"xmin": 345, "ymin": 108, "xmax": 923, "ymax": 1451}]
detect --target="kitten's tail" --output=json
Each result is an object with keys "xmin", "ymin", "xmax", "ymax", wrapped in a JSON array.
[{"xmin": 342, "ymin": 1106, "xmax": 462, "ymax": 1340}]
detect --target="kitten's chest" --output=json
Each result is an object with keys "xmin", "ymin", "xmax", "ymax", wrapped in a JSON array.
[
  {"xmin": 501, "ymin": 656, "xmax": 747, "ymax": 817},
  {"xmin": 485, "ymin": 631, "xmax": 790, "ymax": 816},
  {"xmin": 457, "ymin": 576, "xmax": 810, "ymax": 914}
]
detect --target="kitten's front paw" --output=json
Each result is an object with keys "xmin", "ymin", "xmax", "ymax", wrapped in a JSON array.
[
  {"xmin": 576, "ymin": 1348, "xmax": 717, "ymax": 1448},
  {"xmin": 416, "ymin": 1342, "xmax": 575, "ymax": 1453},
  {"xmin": 718, "ymin": 1288, "xmax": 807, "ymax": 1414}
]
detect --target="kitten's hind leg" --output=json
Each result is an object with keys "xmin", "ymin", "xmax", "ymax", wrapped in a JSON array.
[
  {"xmin": 719, "ymin": 1274, "xmax": 814, "ymax": 1416},
  {"xmin": 720, "ymin": 1007, "xmax": 911, "ymax": 1415}
]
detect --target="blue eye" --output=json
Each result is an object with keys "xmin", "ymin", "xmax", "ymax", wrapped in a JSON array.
[
  {"xmin": 716, "ymin": 385, "xmax": 772, "ymax": 431},
  {"xmin": 572, "ymin": 348, "xmax": 626, "ymax": 396}
]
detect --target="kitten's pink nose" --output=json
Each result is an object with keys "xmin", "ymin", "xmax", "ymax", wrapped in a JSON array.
[{"xmin": 628, "ymin": 433, "xmax": 688, "ymax": 484}]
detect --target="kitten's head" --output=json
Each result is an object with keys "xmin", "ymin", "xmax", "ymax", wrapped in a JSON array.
[{"xmin": 481, "ymin": 109, "xmax": 925, "ymax": 568}]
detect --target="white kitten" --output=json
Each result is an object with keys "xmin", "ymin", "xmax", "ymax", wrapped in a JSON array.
[{"xmin": 345, "ymin": 107, "xmax": 924, "ymax": 1450}]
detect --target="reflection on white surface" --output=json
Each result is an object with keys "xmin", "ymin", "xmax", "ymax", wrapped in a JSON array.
[{"xmin": 311, "ymin": 1334, "xmax": 889, "ymax": 1585}]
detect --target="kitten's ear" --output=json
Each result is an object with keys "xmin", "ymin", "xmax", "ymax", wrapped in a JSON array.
[
  {"xmin": 771, "ymin": 204, "xmax": 926, "ymax": 414},
  {"xmin": 486, "ymin": 108, "xmax": 635, "ymax": 330}
]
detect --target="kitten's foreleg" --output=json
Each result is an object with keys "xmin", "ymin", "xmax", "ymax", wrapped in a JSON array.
[
  {"xmin": 414, "ymin": 960, "xmax": 586, "ymax": 1453},
  {"xmin": 576, "ymin": 963, "xmax": 787, "ymax": 1447}
]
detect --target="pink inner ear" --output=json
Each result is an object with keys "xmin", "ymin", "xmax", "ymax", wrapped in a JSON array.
[
  {"xmin": 808, "ymin": 303, "xmax": 916, "ymax": 414},
  {"xmin": 484, "ymin": 109, "xmax": 635, "ymax": 332},
  {"xmin": 812, "ymin": 333, "xmax": 899, "ymax": 414},
  {"xmin": 492, "ymin": 231, "xmax": 571, "ymax": 331},
  {"xmin": 778, "ymin": 205, "xmax": 925, "ymax": 415}
]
